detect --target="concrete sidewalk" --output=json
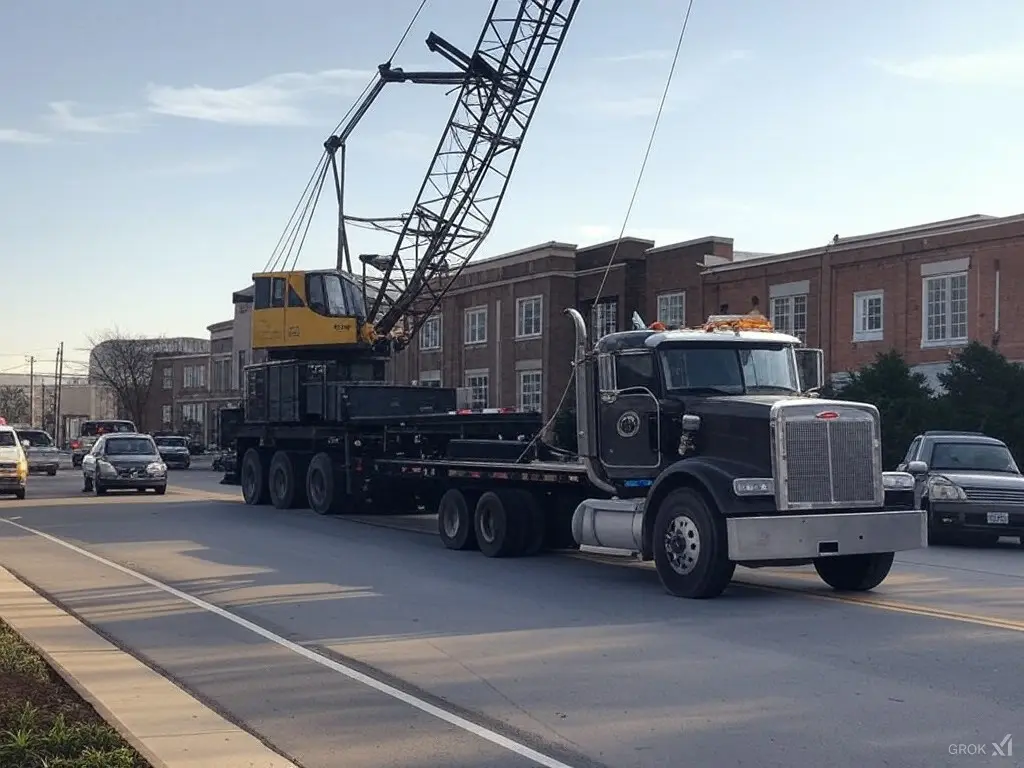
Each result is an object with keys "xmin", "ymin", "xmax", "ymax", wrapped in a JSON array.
[{"xmin": 0, "ymin": 566, "xmax": 297, "ymax": 768}]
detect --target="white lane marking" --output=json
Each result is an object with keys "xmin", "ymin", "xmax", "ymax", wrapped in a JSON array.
[{"xmin": 1, "ymin": 518, "xmax": 575, "ymax": 768}]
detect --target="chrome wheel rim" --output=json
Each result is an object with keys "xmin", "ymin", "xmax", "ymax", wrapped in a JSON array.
[{"xmin": 664, "ymin": 514, "xmax": 701, "ymax": 575}]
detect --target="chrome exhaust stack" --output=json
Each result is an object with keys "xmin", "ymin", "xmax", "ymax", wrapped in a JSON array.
[{"xmin": 564, "ymin": 308, "xmax": 615, "ymax": 494}]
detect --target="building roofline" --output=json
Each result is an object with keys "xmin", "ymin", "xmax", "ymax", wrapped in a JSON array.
[
  {"xmin": 207, "ymin": 320, "xmax": 233, "ymax": 333},
  {"xmin": 701, "ymin": 212, "xmax": 1020, "ymax": 274},
  {"xmin": 461, "ymin": 241, "xmax": 577, "ymax": 273},
  {"xmin": 152, "ymin": 351, "xmax": 209, "ymax": 360},
  {"xmin": 576, "ymin": 236, "xmax": 656, "ymax": 254},
  {"xmin": 644, "ymin": 235, "xmax": 733, "ymax": 255}
]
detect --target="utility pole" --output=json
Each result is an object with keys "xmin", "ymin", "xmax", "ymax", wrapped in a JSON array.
[
  {"xmin": 26, "ymin": 355, "xmax": 35, "ymax": 425},
  {"xmin": 55, "ymin": 343, "xmax": 64, "ymax": 447},
  {"xmin": 53, "ymin": 346, "xmax": 60, "ymax": 442}
]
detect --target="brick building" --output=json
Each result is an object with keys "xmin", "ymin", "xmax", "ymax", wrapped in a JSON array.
[{"xmin": 701, "ymin": 214, "xmax": 1024, "ymax": 387}]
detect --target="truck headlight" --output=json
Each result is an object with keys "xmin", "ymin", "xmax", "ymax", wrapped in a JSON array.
[
  {"xmin": 882, "ymin": 471, "xmax": 915, "ymax": 491},
  {"xmin": 927, "ymin": 476, "xmax": 966, "ymax": 502},
  {"xmin": 147, "ymin": 462, "xmax": 166, "ymax": 476},
  {"xmin": 733, "ymin": 477, "xmax": 775, "ymax": 496}
]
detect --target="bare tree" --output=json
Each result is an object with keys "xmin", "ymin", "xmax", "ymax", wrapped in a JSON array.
[
  {"xmin": 87, "ymin": 329, "xmax": 159, "ymax": 429},
  {"xmin": 0, "ymin": 386, "xmax": 30, "ymax": 423}
]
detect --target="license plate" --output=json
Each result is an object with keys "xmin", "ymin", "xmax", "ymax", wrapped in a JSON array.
[{"xmin": 987, "ymin": 512, "xmax": 1009, "ymax": 525}]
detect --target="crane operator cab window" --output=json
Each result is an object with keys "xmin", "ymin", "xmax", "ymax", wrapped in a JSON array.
[
  {"xmin": 305, "ymin": 273, "xmax": 367, "ymax": 320},
  {"xmin": 254, "ymin": 276, "xmax": 305, "ymax": 309}
]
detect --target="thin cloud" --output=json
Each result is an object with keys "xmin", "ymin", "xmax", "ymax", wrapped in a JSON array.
[
  {"xmin": 146, "ymin": 156, "xmax": 249, "ymax": 177},
  {"xmin": 46, "ymin": 101, "xmax": 143, "ymax": 134},
  {"xmin": 871, "ymin": 49, "xmax": 1024, "ymax": 84},
  {"xmin": 145, "ymin": 68, "xmax": 373, "ymax": 126},
  {"xmin": 602, "ymin": 50, "xmax": 673, "ymax": 63},
  {"xmin": 0, "ymin": 128, "xmax": 50, "ymax": 144}
]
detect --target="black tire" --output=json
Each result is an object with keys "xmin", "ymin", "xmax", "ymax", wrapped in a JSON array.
[
  {"xmin": 473, "ymin": 490, "xmax": 526, "ymax": 558},
  {"xmin": 437, "ymin": 488, "xmax": 479, "ymax": 551},
  {"xmin": 153, "ymin": 485, "xmax": 167, "ymax": 496},
  {"xmin": 241, "ymin": 448, "xmax": 269, "ymax": 506},
  {"xmin": 93, "ymin": 478, "xmax": 106, "ymax": 496},
  {"xmin": 83, "ymin": 474, "xmax": 93, "ymax": 492},
  {"xmin": 305, "ymin": 452, "xmax": 344, "ymax": 515},
  {"xmin": 47, "ymin": 469, "xmax": 57, "ymax": 476},
  {"xmin": 651, "ymin": 487, "xmax": 735, "ymax": 599},
  {"xmin": 813, "ymin": 552, "xmax": 894, "ymax": 592},
  {"xmin": 14, "ymin": 489, "xmax": 25, "ymax": 500},
  {"xmin": 268, "ymin": 451, "xmax": 302, "ymax": 510}
]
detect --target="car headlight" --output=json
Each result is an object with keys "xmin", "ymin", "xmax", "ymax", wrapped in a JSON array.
[
  {"xmin": 882, "ymin": 471, "xmax": 915, "ymax": 491},
  {"xmin": 147, "ymin": 462, "xmax": 166, "ymax": 476},
  {"xmin": 97, "ymin": 460, "xmax": 118, "ymax": 477},
  {"xmin": 927, "ymin": 476, "xmax": 966, "ymax": 502}
]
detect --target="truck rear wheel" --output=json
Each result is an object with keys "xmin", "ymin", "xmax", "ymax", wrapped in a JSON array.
[
  {"xmin": 651, "ymin": 487, "xmax": 735, "ymax": 599},
  {"xmin": 241, "ymin": 448, "xmax": 269, "ymax": 506},
  {"xmin": 306, "ymin": 452, "xmax": 344, "ymax": 515},
  {"xmin": 813, "ymin": 552, "xmax": 894, "ymax": 592},
  {"xmin": 268, "ymin": 451, "xmax": 306, "ymax": 510},
  {"xmin": 437, "ymin": 488, "xmax": 479, "ymax": 550},
  {"xmin": 474, "ymin": 490, "xmax": 525, "ymax": 558}
]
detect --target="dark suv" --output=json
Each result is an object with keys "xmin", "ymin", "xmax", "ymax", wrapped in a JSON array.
[{"xmin": 898, "ymin": 431, "xmax": 1024, "ymax": 545}]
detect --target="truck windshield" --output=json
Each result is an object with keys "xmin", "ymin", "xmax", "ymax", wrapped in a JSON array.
[
  {"xmin": 659, "ymin": 344, "xmax": 800, "ymax": 395},
  {"xmin": 930, "ymin": 442, "xmax": 1020, "ymax": 474}
]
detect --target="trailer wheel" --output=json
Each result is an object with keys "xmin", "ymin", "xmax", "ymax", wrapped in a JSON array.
[
  {"xmin": 268, "ymin": 450, "xmax": 305, "ymax": 510},
  {"xmin": 306, "ymin": 452, "xmax": 343, "ymax": 515},
  {"xmin": 474, "ymin": 491, "xmax": 525, "ymax": 558},
  {"xmin": 813, "ymin": 552, "xmax": 894, "ymax": 592},
  {"xmin": 437, "ymin": 489, "xmax": 479, "ymax": 551},
  {"xmin": 651, "ymin": 487, "xmax": 735, "ymax": 599},
  {"xmin": 241, "ymin": 448, "xmax": 269, "ymax": 506}
]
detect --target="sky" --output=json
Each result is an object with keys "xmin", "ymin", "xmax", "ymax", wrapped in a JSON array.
[{"xmin": 2, "ymin": 0, "xmax": 1022, "ymax": 377}]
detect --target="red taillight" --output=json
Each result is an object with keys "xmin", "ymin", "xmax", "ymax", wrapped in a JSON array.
[{"xmin": 71, "ymin": 441, "xmax": 80, "ymax": 449}]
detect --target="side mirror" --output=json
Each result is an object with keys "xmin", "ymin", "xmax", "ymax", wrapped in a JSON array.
[
  {"xmin": 794, "ymin": 348, "xmax": 824, "ymax": 392},
  {"xmin": 906, "ymin": 460, "xmax": 928, "ymax": 475}
]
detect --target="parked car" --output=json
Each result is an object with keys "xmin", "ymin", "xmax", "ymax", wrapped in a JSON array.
[
  {"xmin": 71, "ymin": 419, "xmax": 136, "ymax": 468},
  {"xmin": 12, "ymin": 427, "xmax": 59, "ymax": 475},
  {"xmin": 898, "ymin": 430, "xmax": 1024, "ymax": 545},
  {"xmin": 82, "ymin": 433, "xmax": 167, "ymax": 496},
  {"xmin": 153, "ymin": 435, "xmax": 191, "ymax": 469},
  {"xmin": 0, "ymin": 425, "xmax": 28, "ymax": 499}
]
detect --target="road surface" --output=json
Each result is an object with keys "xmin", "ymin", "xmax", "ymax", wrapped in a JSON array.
[{"xmin": 1, "ymin": 467, "xmax": 1022, "ymax": 767}]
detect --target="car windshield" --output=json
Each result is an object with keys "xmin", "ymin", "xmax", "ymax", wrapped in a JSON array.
[
  {"xmin": 155, "ymin": 437, "xmax": 186, "ymax": 447},
  {"xmin": 930, "ymin": 442, "xmax": 1020, "ymax": 474},
  {"xmin": 659, "ymin": 344, "xmax": 800, "ymax": 395},
  {"xmin": 0, "ymin": 432, "xmax": 16, "ymax": 447},
  {"xmin": 18, "ymin": 431, "xmax": 52, "ymax": 447},
  {"xmin": 105, "ymin": 438, "xmax": 157, "ymax": 456},
  {"xmin": 82, "ymin": 421, "xmax": 135, "ymax": 437}
]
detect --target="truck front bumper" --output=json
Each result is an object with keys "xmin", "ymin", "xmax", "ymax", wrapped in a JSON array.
[{"xmin": 726, "ymin": 509, "xmax": 927, "ymax": 562}]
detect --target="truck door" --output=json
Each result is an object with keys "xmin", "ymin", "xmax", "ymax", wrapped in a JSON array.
[{"xmin": 597, "ymin": 350, "xmax": 662, "ymax": 471}]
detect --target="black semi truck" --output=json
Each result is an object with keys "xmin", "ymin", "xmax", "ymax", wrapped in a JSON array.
[{"xmin": 223, "ymin": 310, "xmax": 926, "ymax": 599}]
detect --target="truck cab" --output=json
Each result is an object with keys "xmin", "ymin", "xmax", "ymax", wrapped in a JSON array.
[{"xmin": 566, "ymin": 310, "xmax": 925, "ymax": 599}]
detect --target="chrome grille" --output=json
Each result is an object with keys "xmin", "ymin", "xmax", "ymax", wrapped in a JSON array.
[
  {"xmin": 963, "ymin": 487, "xmax": 1024, "ymax": 505},
  {"xmin": 0, "ymin": 462, "xmax": 15, "ymax": 471},
  {"xmin": 775, "ymin": 403, "xmax": 882, "ymax": 509}
]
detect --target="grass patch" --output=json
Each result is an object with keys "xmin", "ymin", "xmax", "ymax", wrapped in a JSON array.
[{"xmin": 0, "ymin": 619, "xmax": 149, "ymax": 768}]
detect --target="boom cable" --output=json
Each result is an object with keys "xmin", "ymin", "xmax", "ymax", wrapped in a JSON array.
[{"xmin": 520, "ymin": 0, "xmax": 697, "ymax": 458}]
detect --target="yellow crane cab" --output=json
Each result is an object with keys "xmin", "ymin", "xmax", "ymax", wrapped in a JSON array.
[{"xmin": 248, "ymin": 269, "xmax": 377, "ymax": 359}]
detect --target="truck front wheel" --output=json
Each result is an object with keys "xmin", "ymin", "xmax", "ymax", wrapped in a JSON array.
[
  {"xmin": 651, "ymin": 487, "xmax": 734, "ymax": 599},
  {"xmin": 813, "ymin": 552, "xmax": 894, "ymax": 592}
]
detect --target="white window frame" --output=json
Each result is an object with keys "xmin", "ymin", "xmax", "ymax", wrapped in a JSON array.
[
  {"xmin": 852, "ymin": 290, "xmax": 884, "ymax": 342},
  {"xmin": 516, "ymin": 295, "xmax": 543, "ymax": 339},
  {"xmin": 183, "ymin": 364, "xmax": 206, "ymax": 389},
  {"xmin": 517, "ymin": 369, "xmax": 542, "ymax": 413},
  {"xmin": 420, "ymin": 315, "xmax": 441, "ymax": 351},
  {"xmin": 464, "ymin": 306, "xmax": 488, "ymax": 345},
  {"xmin": 161, "ymin": 367, "xmax": 172, "ymax": 390},
  {"xmin": 921, "ymin": 262, "xmax": 969, "ymax": 348},
  {"xmin": 465, "ymin": 369, "xmax": 489, "ymax": 409},
  {"xmin": 418, "ymin": 370, "xmax": 442, "ymax": 387},
  {"xmin": 161, "ymin": 404, "xmax": 172, "ymax": 426},
  {"xmin": 770, "ymin": 294, "xmax": 808, "ymax": 343},
  {"xmin": 592, "ymin": 299, "xmax": 617, "ymax": 339},
  {"xmin": 656, "ymin": 291, "xmax": 685, "ymax": 327}
]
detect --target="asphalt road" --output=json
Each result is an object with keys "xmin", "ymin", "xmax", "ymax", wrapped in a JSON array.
[{"xmin": 1, "ymin": 468, "xmax": 1023, "ymax": 767}]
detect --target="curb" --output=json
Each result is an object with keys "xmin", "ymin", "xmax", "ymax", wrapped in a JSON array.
[{"xmin": 0, "ymin": 567, "xmax": 298, "ymax": 768}]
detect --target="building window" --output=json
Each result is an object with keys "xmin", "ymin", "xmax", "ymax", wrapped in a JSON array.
[
  {"xmin": 464, "ymin": 306, "xmax": 487, "ymax": 345},
  {"xmin": 770, "ymin": 295, "xmax": 807, "ymax": 343},
  {"xmin": 853, "ymin": 290, "xmax": 884, "ymax": 342},
  {"xmin": 180, "ymin": 403, "xmax": 205, "ymax": 437},
  {"xmin": 183, "ymin": 364, "xmax": 206, "ymax": 389},
  {"xmin": 419, "ymin": 371, "xmax": 442, "ymax": 387},
  {"xmin": 516, "ymin": 296, "xmax": 542, "ymax": 338},
  {"xmin": 518, "ymin": 370, "xmax": 542, "ymax": 412},
  {"xmin": 420, "ymin": 315, "xmax": 441, "ymax": 350},
  {"xmin": 657, "ymin": 292, "xmax": 685, "ymax": 328},
  {"xmin": 465, "ymin": 370, "xmax": 489, "ymax": 409},
  {"xmin": 923, "ymin": 272, "xmax": 968, "ymax": 346},
  {"xmin": 237, "ymin": 350, "xmax": 247, "ymax": 391},
  {"xmin": 210, "ymin": 359, "xmax": 231, "ymax": 392},
  {"xmin": 161, "ymin": 405, "xmax": 172, "ymax": 427},
  {"xmin": 592, "ymin": 299, "xmax": 617, "ymax": 339},
  {"xmin": 161, "ymin": 367, "xmax": 172, "ymax": 390}
]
